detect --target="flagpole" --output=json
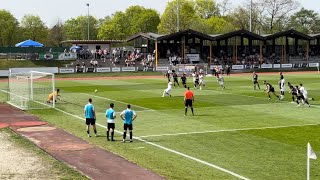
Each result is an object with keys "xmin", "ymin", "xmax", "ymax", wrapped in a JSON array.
[{"xmin": 307, "ymin": 143, "xmax": 310, "ymax": 180}]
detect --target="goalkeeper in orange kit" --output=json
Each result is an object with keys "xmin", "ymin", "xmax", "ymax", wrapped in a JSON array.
[{"xmin": 47, "ymin": 89, "xmax": 60, "ymax": 103}]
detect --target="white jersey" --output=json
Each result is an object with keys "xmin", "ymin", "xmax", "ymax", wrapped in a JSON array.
[
  {"xmin": 192, "ymin": 73, "xmax": 196, "ymax": 82},
  {"xmin": 199, "ymin": 74, "xmax": 204, "ymax": 84},
  {"xmin": 217, "ymin": 77, "xmax": 224, "ymax": 85},
  {"xmin": 299, "ymin": 86, "xmax": 308, "ymax": 98},
  {"xmin": 280, "ymin": 79, "xmax": 285, "ymax": 91},
  {"xmin": 165, "ymin": 82, "xmax": 173, "ymax": 93}
]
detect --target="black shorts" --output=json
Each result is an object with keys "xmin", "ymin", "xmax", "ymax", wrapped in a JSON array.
[
  {"xmin": 253, "ymin": 80, "xmax": 258, "ymax": 84},
  {"xmin": 292, "ymin": 92, "xmax": 297, "ymax": 96},
  {"xmin": 107, "ymin": 123, "xmax": 115, "ymax": 129},
  {"xmin": 185, "ymin": 99, "xmax": 193, "ymax": 107},
  {"xmin": 124, "ymin": 124, "xmax": 133, "ymax": 131},
  {"xmin": 174, "ymin": 78, "xmax": 178, "ymax": 82},
  {"xmin": 86, "ymin": 118, "xmax": 95, "ymax": 125},
  {"xmin": 269, "ymin": 88, "xmax": 275, "ymax": 93}
]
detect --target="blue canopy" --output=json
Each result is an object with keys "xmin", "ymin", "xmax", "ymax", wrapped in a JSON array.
[
  {"xmin": 15, "ymin": 39, "xmax": 44, "ymax": 47},
  {"xmin": 70, "ymin": 46, "xmax": 81, "ymax": 50}
]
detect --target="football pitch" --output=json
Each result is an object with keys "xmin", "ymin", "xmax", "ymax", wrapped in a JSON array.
[{"xmin": 1, "ymin": 72, "xmax": 320, "ymax": 179}]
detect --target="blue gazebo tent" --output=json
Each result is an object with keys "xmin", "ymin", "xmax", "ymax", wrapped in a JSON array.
[{"xmin": 15, "ymin": 39, "xmax": 44, "ymax": 47}]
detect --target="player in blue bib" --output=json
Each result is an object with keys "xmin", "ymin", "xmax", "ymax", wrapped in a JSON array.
[
  {"xmin": 120, "ymin": 104, "xmax": 137, "ymax": 143},
  {"xmin": 84, "ymin": 98, "xmax": 98, "ymax": 137},
  {"xmin": 106, "ymin": 103, "xmax": 116, "ymax": 141}
]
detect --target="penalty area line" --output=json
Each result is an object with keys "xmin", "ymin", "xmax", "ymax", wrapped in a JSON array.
[
  {"xmin": 53, "ymin": 106, "xmax": 250, "ymax": 180},
  {"xmin": 139, "ymin": 122, "xmax": 320, "ymax": 138},
  {"xmin": 80, "ymin": 93, "xmax": 155, "ymax": 112}
]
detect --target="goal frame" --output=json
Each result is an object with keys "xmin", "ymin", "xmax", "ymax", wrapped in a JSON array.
[{"xmin": 7, "ymin": 70, "xmax": 55, "ymax": 110}]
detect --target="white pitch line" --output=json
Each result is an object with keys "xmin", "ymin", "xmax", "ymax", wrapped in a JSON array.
[
  {"xmin": 139, "ymin": 122, "xmax": 320, "ymax": 138},
  {"xmin": 52, "ymin": 106, "xmax": 250, "ymax": 180},
  {"xmin": 81, "ymin": 93, "xmax": 156, "ymax": 112}
]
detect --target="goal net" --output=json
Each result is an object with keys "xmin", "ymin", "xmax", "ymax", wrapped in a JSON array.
[{"xmin": 8, "ymin": 71, "xmax": 55, "ymax": 110}]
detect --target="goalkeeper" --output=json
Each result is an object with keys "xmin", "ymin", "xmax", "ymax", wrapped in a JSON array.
[{"xmin": 47, "ymin": 89, "xmax": 60, "ymax": 103}]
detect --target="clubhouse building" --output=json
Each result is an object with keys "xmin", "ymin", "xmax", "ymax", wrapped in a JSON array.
[{"xmin": 127, "ymin": 29, "xmax": 320, "ymax": 66}]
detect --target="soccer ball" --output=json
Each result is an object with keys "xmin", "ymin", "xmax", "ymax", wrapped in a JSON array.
[{"xmin": 95, "ymin": 89, "xmax": 98, "ymax": 93}]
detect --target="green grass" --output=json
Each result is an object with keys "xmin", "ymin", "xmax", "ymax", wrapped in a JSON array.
[
  {"xmin": 1, "ymin": 73, "xmax": 320, "ymax": 179},
  {"xmin": 0, "ymin": 60, "xmax": 71, "ymax": 70},
  {"xmin": 0, "ymin": 128, "xmax": 88, "ymax": 179}
]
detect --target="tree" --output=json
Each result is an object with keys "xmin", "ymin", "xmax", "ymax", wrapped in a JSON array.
[
  {"xmin": 0, "ymin": 10, "xmax": 19, "ymax": 46},
  {"xmin": 194, "ymin": 0, "xmax": 220, "ymax": 19},
  {"xmin": 218, "ymin": 0, "xmax": 232, "ymax": 16},
  {"xmin": 98, "ymin": 6, "xmax": 160, "ymax": 40},
  {"xmin": 63, "ymin": 16, "xmax": 99, "ymax": 40},
  {"xmin": 288, "ymin": 8, "xmax": 320, "ymax": 34},
  {"xmin": 227, "ymin": 4, "xmax": 260, "ymax": 33},
  {"xmin": 158, "ymin": 0, "xmax": 196, "ymax": 34},
  {"xmin": 47, "ymin": 20, "xmax": 65, "ymax": 47},
  {"xmin": 256, "ymin": 0, "xmax": 300, "ymax": 33},
  {"xmin": 21, "ymin": 15, "xmax": 48, "ymax": 42}
]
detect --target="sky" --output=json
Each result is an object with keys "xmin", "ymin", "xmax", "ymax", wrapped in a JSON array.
[{"xmin": 1, "ymin": 0, "xmax": 320, "ymax": 27}]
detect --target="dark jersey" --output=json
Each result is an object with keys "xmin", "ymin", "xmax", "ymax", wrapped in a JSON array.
[
  {"xmin": 267, "ymin": 83, "xmax": 275, "ymax": 92},
  {"xmin": 181, "ymin": 76, "xmax": 187, "ymax": 84},
  {"xmin": 253, "ymin": 74, "xmax": 258, "ymax": 80},
  {"xmin": 173, "ymin": 72, "xmax": 178, "ymax": 79}
]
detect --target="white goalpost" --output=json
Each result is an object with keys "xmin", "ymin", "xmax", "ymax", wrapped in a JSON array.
[{"xmin": 8, "ymin": 70, "xmax": 55, "ymax": 110}]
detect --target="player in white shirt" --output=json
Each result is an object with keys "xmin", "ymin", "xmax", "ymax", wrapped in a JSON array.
[
  {"xmin": 299, "ymin": 84, "xmax": 315, "ymax": 101},
  {"xmin": 191, "ymin": 71, "xmax": 199, "ymax": 89},
  {"xmin": 217, "ymin": 74, "xmax": 225, "ymax": 89},
  {"xmin": 279, "ymin": 76, "xmax": 285, "ymax": 100},
  {"xmin": 199, "ymin": 73, "xmax": 205, "ymax": 90},
  {"xmin": 162, "ymin": 82, "xmax": 173, "ymax": 97}
]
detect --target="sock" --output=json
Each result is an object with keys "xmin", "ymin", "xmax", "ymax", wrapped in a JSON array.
[
  {"xmin": 111, "ymin": 131, "xmax": 114, "ymax": 140},
  {"xmin": 123, "ymin": 132, "xmax": 127, "ymax": 140},
  {"xmin": 305, "ymin": 101, "xmax": 310, "ymax": 105},
  {"xmin": 107, "ymin": 131, "xmax": 109, "ymax": 139},
  {"xmin": 292, "ymin": 96, "xmax": 295, "ymax": 101},
  {"xmin": 254, "ymin": 85, "xmax": 256, "ymax": 90},
  {"xmin": 191, "ymin": 108, "xmax": 194, "ymax": 115},
  {"xmin": 130, "ymin": 132, "xmax": 132, "ymax": 140},
  {"xmin": 185, "ymin": 107, "xmax": 187, "ymax": 115},
  {"xmin": 268, "ymin": 95, "xmax": 271, "ymax": 99},
  {"xmin": 87, "ymin": 130, "xmax": 89, "ymax": 135},
  {"xmin": 94, "ymin": 130, "xmax": 97, "ymax": 134},
  {"xmin": 258, "ymin": 84, "xmax": 260, "ymax": 89}
]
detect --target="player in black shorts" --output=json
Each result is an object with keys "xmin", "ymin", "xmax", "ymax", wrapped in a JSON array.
[
  {"xmin": 181, "ymin": 73, "xmax": 187, "ymax": 88},
  {"xmin": 165, "ymin": 71, "xmax": 171, "ymax": 83},
  {"xmin": 263, "ymin": 81, "xmax": 280, "ymax": 100},
  {"xmin": 195, "ymin": 74, "xmax": 199, "ymax": 88},
  {"xmin": 252, "ymin": 71, "xmax": 260, "ymax": 90},
  {"xmin": 288, "ymin": 82, "xmax": 297, "ymax": 103},
  {"xmin": 172, "ymin": 70, "xmax": 180, "ymax": 87},
  {"xmin": 296, "ymin": 85, "xmax": 310, "ymax": 107}
]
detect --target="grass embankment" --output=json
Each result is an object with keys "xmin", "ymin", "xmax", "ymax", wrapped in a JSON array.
[{"xmin": 0, "ymin": 60, "xmax": 72, "ymax": 70}]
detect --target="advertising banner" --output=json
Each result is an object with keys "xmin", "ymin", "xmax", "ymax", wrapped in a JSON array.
[
  {"xmin": 59, "ymin": 68, "xmax": 74, "ymax": 74},
  {"xmin": 122, "ymin": 67, "xmax": 136, "ymax": 72},
  {"xmin": 96, "ymin": 67, "xmax": 111, "ymax": 73},
  {"xmin": 261, "ymin": 64, "xmax": 272, "ymax": 69},
  {"xmin": 156, "ymin": 66, "xmax": 169, "ymax": 71},
  {"xmin": 273, "ymin": 64, "xmax": 281, "ymax": 68},
  {"xmin": 232, "ymin": 65, "xmax": 244, "ymax": 70},
  {"xmin": 112, "ymin": 67, "xmax": 121, "ymax": 72},
  {"xmin": 281, "ymin": 64, "xmax": 293, "ymax": 68}
]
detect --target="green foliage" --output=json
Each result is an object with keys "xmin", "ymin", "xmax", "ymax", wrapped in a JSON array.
[
  {"xmin": 47, "ymin": 21, "xmax": 64, "ymax": 47},
  {"xmin": 158, "ymin": 0, "xmax": 196, "ymax": 34},
  {"xmin": 288, "ymin": 8, "xmax": 320, "ymax": 34},
  {"xmin": 0, "ymin": 10, "xmax": 20, "ymax": 46},
  {"xmin": 21, "ymin": 15, "xmax": 48, "ymax": 43},
  {"xmin": 63, "ymin": 16, "xmax": 99, "ymax": 40},
  {"xmin": 194, "ymin": 0, "xmax": 220, "ymax": 19},
  {"xmin": 98, "ymin": 6, "xmax": 160, "ymax": 40}
]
